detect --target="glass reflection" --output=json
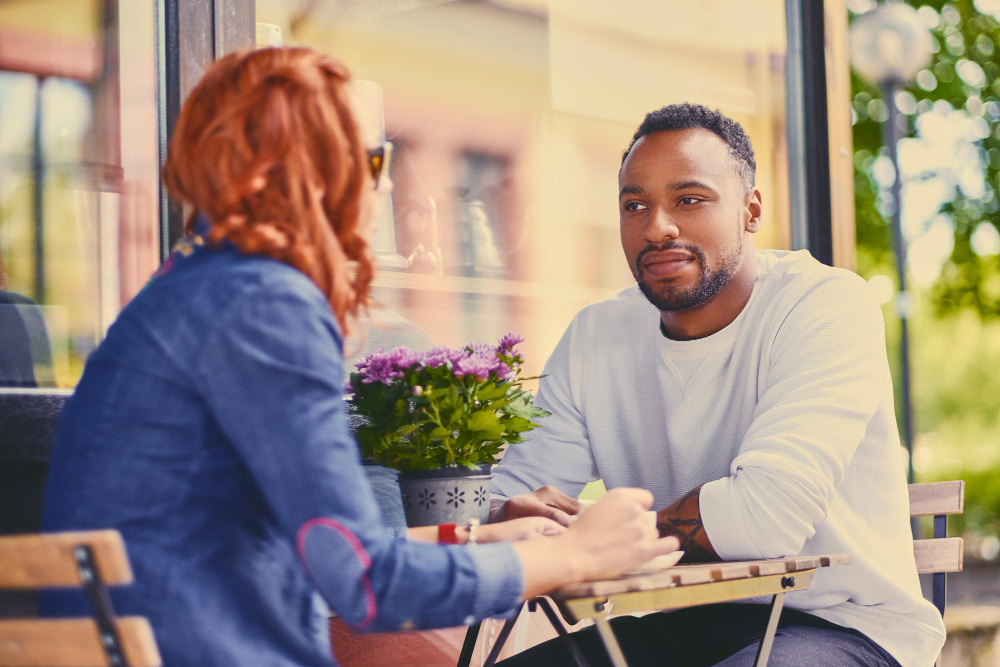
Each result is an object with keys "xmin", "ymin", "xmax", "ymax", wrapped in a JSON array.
[
  {"xmin": 0, "ymin": 1, "xmax": 160, "ymax": 387},
  {"xmin": 257, "ymin": 0, "xmax": 791, "ymax": 377}
]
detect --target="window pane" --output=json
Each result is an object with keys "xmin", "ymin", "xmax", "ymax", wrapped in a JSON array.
[
  {"xmin": 0, "ymin": 1, "xmax": 160, "ymax": 388},
  {"xmin": 257, "ymin": 0, "xmax": 791, "ymax": 373}
]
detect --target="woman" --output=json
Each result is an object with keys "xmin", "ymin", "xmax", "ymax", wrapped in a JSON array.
[{"xmin": 41, "ymin": 47, "xmax": 678, "ymax": 666}]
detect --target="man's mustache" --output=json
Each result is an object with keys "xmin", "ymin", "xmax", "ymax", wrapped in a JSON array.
[{"xmin": 635, "ymin": 242, "xmax": 705, "ymax": 275}]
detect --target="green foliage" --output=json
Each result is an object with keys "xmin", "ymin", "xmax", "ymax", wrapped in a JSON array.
[
  {"xmin": 348, "ymin": 348, "xmax": 550, "ymax": 471},
  {"xmin": 851, "ymin": 3, "xmax": 1000, "ymax": 539},
  {"xmin": 852, "ymin": 0, "xmax": 1000, "ymax": 317},
  {"xmin": 929, "ymin": 465, "xmax": 1000, "ymax": 537}
]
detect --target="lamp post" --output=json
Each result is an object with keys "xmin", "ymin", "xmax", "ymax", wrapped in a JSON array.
[{"xmin": 849, "ymin": 2, "xmax": 933, "ymax": 486}]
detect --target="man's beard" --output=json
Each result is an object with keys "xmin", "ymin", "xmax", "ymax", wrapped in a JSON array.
[{"xmin": 635, "ymin": 233, "xmax": 743, "ymax": 313}]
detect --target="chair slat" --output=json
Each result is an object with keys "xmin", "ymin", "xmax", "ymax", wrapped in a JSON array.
[
  {"xmin": 909, "ymin": 481, "xmax": 965, "ymax": 517},
  {"xmin": 914, "ymin": 537, "xmax": 964, "ymax": 574},
  {"xmin": 0, "ymin": 531, "xmax": 132, "ymax": 589},
  {"xmin": 0, "ymin": 617, "xmax": 161, "ymax": 667}
]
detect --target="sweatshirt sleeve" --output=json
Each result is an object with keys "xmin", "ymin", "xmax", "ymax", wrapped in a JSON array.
[
  {"xmin": 492, "ymin": 313, "xmax": 600, "ymax": 501},
  {"xmin": 699, "ymin": 274, "xmax": 887, "ymax": 560},
  {"xmin": 195, "ymin": 277, "xmax": 523, "ymax": 631}
]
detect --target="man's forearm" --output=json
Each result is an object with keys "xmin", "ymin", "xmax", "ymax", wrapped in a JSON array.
[{"xmin": 655, "ymin": 486, "xmax": 720, "ymax": 563}]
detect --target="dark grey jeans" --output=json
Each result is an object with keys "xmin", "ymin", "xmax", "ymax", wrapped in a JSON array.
[{"xmin": 497, "ymin": 603, "xmax": 902, "ymax": 667}]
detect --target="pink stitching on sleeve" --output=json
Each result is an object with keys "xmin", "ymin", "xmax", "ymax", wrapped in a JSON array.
[{"xmin": 296, "ymin": 518, "xmax": 376, "ymax": 629}]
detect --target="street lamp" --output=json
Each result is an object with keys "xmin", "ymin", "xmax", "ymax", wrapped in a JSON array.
[{"xmin": 849, "ymin": 2, "xmax": 933, "ymax": 486}]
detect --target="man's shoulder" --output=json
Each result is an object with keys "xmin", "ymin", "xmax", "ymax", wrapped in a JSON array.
[
  {"xmin": 757, "ymin": 250, "xmax": 879, "ymax": 335},
  {"xmin": 571, "ymin": 284, "xmax": 655, "ymax": 329},
  {"xmin": 758, "ymin": 249, "xmax": 870, "ymax": 304}
]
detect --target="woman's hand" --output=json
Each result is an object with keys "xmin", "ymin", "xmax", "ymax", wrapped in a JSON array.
[
  {"xmin": 512, "ymin": 488, "xmax": 680, "ymax": 599},
  {"xmin": 559, "ymin": 488, "xmax": 678, "ymax": 581},
  {"xmin": 474, "ymin": 517, "xmax": 565, "ymax": 543}
]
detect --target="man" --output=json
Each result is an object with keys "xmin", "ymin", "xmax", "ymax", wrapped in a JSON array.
[{"xmin": 492, "ymin": 104, "xmax": 945, "ymax": 666}]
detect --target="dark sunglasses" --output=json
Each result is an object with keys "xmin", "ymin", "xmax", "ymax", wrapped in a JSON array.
[{"xmin": 367, "ymin": 142, "xmax": 393, "ymax": 190}]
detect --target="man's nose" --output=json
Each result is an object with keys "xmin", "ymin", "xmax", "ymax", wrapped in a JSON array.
[{"xmin": 645, "ymin": 207, "xmax": 679, "ymax": 244}]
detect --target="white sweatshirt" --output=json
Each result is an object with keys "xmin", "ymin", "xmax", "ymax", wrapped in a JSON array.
[{"xmin": 493, "ymin": 249, "xmax": 946, "ymax": 666}]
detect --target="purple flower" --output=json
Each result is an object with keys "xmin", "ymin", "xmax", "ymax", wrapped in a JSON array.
[
  {"xmin": 492, "ymin": 358, "xmax": 516, "ymax": 381},
  {"xmin": 498, "ymin": 333, "xmax": 524, "ymax": 351},
  {"xmin": 465, "ymin": 341, "xmax": 495, "ymax": 358},
  {"xmin": 457, "ymin": 340, "xmax": 518, "ymax": 381},
  {"xmin": 422, "ymin": 345, "xmax": 456, "ymax": 368},
  {"xmin": 354, "ymin": 348, "xmax": 404, "ymax": 385},
  {"xmin": 453, "ymin": 354, "xmax": 493, "ymax": 381},
  {"xmin": 352, "ymin": 347, "xmax": 425, "ymax": 385},
  {"xmin": 388, "ymin": 347, "xmax": 423, "ymax": 371},
  {"xmin": 353, "ymin": 348, "xmax": 384, "ymax": 373}
]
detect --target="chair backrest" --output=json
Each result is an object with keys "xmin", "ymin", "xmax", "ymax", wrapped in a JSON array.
[
  {"xmin": 0, "ymin": 530, "xmax": 161, "ymax": 667},
  {"xmin": 909, "ymin": 481, "xmax": 965, "ymax": 575},
  {"xmin": 908, "ymin": 481, "xmax": 965, "ymax": 619}
]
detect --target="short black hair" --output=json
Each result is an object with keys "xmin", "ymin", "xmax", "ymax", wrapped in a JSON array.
[{"xmin": 622, "ymin": 103, "xmax": 756, "ymax": 189}]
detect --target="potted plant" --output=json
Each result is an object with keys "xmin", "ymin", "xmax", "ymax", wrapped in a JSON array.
[{"xmin": 346, "ymin": 334, "xmax": 549, "ymax": 527}]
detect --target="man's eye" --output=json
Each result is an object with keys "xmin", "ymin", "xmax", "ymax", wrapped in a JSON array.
[
  {"xmin": 678, "ymin": 197, "xmax": 701, "ymax": 206},
  {"xmin": 624, "ymin": 202, "xmax": 647, "ymax": 211}
]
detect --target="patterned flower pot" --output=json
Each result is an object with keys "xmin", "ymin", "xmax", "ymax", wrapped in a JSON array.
[{"xmin": 397, "ymin": 464, "xmax": 493, "ymax": 528}]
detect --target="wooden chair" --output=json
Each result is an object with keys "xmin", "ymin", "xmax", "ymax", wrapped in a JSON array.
[
  {"xmin": 0, "ymin": 530, "xmax": 161, "ymax": 667},
  {"xmin": 909, "ymin": 481, "xmax": 965, "ymax": 618}
]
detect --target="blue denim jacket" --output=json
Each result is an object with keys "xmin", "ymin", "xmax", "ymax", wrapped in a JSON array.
[{"xmin": 41, "ymin": 233, "xmax": 524, "ymax": 666}]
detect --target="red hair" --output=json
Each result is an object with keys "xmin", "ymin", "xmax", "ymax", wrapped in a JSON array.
[{"xmin": 162, "ymin": 47, "xmax": 375, "ymax": 333}]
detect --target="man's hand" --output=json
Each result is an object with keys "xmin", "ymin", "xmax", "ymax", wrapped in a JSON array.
[{"xmin": 490, "ymin": 486, "xmax": 582, "ymax": 527}]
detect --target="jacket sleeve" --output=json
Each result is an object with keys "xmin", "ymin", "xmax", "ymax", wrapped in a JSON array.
[
  {"xmin": 195, "ymin": 276, "xmax": 523, "ymax": 631},
  {"xmin": 492, "ymin": 312, "xmax": 600, "ymax": 501},
  {"xmin": 699, "ymin": 274, "xmax": 888, "ymax": 559}
]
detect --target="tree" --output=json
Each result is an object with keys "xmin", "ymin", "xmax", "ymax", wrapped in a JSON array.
[{"xmin": 852, "ymin": 0, "xmax": 1000, "ymax": 317}]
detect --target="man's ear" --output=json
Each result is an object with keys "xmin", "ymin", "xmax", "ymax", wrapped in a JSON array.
[{"xmin": 744, "ymin": 189, "xmax": 763, "ymax": 233}]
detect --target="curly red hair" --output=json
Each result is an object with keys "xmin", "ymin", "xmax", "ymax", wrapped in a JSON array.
[{"xmin": 162, "ymin": 47, "xmax": 375, "ymax": 333}]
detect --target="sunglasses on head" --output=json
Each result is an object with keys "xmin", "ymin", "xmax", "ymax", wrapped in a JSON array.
[{"xmin": 367, "ymin": 142, "xmax": 393, "ymax": 190}]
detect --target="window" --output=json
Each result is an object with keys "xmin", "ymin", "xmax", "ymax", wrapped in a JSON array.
[
  {"xmin": 0, "ymin": 0, "xmax": 160, "ymax": 388},
  {"xmin": 256, "ymin": 0, "xmax": 793, "ymax": 374}
]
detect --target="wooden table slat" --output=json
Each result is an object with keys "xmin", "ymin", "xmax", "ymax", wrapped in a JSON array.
[{"xmin": 552, "ymin": 555, "xmax": 852, "ymax": 600}]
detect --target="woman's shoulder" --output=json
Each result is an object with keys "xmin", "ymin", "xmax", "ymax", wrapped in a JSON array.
[
  {"xmin": 119, "ymin": 246, "xmax": 338, "ymax": 360},
  {"xmin": 156, "ymin": 245, "xmax": 326, "ymax": 310},
  {"xmin": 219, "ymin": 249, "xmax": 322, "ymax": 296}
]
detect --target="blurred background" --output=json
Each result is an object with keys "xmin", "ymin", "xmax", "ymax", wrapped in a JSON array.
[{"xmin": 1, "ymin": 0, "xmax": 999, "ymax": 662}]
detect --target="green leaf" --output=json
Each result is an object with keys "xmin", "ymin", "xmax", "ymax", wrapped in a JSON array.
[
  {"xmin": 475, "ymin": 383, "xmax": 507, "ymax": 401},
  {"xmin": 501, "ymin": 392, "xmax": 551, "ymax": 420},
  {"xmin": 467, "ymin": 410, "xmax": 498, "ymax": 432}
]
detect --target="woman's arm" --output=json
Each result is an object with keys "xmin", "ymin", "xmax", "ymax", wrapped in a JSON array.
[
  {"xmin": 197, "ymin": 278, "xmax": 526, "ymax": 631},
  {"xmin": 197, "ymin": 276, "xmax": 676, "ymax": 631},
  {"xmin": 406, "ymin": 517, "xmax": 564, "ymax": 544}
]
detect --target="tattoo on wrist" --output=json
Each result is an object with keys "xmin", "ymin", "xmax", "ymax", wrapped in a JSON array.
[
  {"xmin": 656, "ymin": 488, "xmax": 716, "ymax": 562},
  {"xmin": 657, "ymin": 519, "xmax": 714, "ymax": 561}
]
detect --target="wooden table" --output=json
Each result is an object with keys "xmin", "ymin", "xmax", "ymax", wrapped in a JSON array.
[{"xmin": 457, "ymin": 554, "xmax": 852, "ymax": 667}]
